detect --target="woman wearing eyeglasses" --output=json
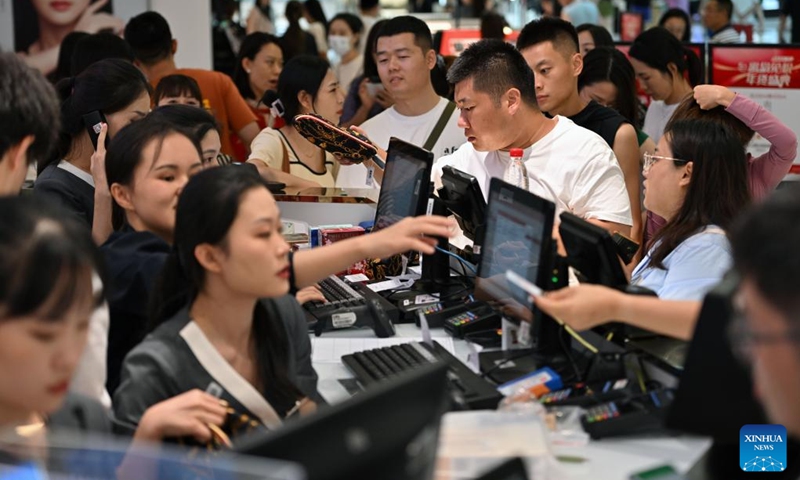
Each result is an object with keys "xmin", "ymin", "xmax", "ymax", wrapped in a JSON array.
[{"xmin": 534, "ymin": 118, "xmax": 750, "ymax": 340}]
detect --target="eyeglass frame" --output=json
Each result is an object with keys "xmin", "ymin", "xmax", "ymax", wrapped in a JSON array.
[
  {"xmin": 726, "ymin": 291, "xmax": 800, "ymax": 366},
  {"xmin": 642, "ymin": 152, "xmax": 690, "ymax": 174}
]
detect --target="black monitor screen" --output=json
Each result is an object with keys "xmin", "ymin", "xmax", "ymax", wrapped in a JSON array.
[
  {"xmin": 438, "ymin": 165, "xmax": 486, "ymax": 242},
  {"xmin": 373, "ymin": 138, "xmax": 434, "ymax": 231},
  {"xmin": 558, "ymin": 212, "xmax": 627, "ymax": 287},
  {"xmin": 474, "ymin": 179, "xmax": 554, "ymax": 321},
  {"xmin": 235, "ymin": 362, "xmax": 449, "ymax": 480}
]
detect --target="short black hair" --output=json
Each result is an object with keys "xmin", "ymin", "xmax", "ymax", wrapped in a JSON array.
[
  {"xmin": 711, "ymin": 0, "xmax": 734, "ymax": 19},
  {"xmin": 71, "ymin": 32, "xmax": 135, "ymax": 76},
  {"xmin": 360, "ymin": 0, "xmax": 379, "ymax": 10},
  {"xmin": 447, "ymin": 39, "xmax": 538, "ymax": 108},
  {"xmin": 374, "ymin": 15, "xmax": 432, "ymax": 53},
  {"xmin": 124, "ymin": 11, "xmax": 173, "ymax": 65},
  {"xmin": 0, "ymin": 53, "xmax": 60, "ymax": 166},
  {"xmin": 516, "ymin": 16, "xmax": 579, "ymax": 56},
  {"xmin": 731, "ymin": 186, "xmax": 800, "ymax": 323}
]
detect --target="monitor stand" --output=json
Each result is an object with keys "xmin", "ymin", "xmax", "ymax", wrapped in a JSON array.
[
  {"xmin": 478, "ymin": 251, "xmax": 580, "ymax": 384},
  {"xmin": 391, "ymin": 197, "xmax": 473, "ymax": 322}
]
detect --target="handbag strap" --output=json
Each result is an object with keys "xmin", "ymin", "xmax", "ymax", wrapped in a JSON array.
[
  {"xmin": 423, "ymin": 101, "xmax": 456, "ymax": 152},
  {"xmin": 281, "ymin": 134, "xmax": 290, "ymax": 173}
]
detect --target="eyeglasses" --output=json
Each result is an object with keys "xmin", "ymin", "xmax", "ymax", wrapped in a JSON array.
[
  {"xmin": 642, "ymin": 152, "xmax": 689, "ymax": 173},
  {"xmin": 726, "ymin": 294, "xmax": 800, "ymax": 366}
]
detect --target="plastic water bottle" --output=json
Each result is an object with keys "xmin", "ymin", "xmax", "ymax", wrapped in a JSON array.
[{"xmin": 504, "ymin": 148, "xmax": 529, "ymax": 190}]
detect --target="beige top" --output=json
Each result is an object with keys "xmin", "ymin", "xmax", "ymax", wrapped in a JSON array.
[
  {"xmin": 246, "ymin": 7, "xmax": 275, "ymax": 34},
  {"xmin": 249, "ymin": 127, "xmax": 337, "ymax": 187}
]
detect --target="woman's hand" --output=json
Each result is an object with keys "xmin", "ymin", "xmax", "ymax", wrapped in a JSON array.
[
  {"xmin": 295, "ymin": 285, "xmax": 325, "ymax": 304},
  {"xmin": 74, "ymin": 0, "xmax": 125, "ymax": 35},
  {"xmin": 366, "ymin": 215, "xmax": 456, "ymax": 258},
  {"xmin": 357, "ymin": 78, "xmax": 377, "ymax": 110},
  {"xmin": 533, "ymin": 284, "xmax": 624, "ymax": 331},
  {"xmin": 693, "ymin": 85, "xmax": 736, "ymax": 110},
  {"xmin": 90, "ymin": 123, "xmax": 109, "ymax": 194},
  {"xmin": 374, "ymin": 88, "xmax": 395, "ymax": 109},
  {"xmin": 135, "ymin": 390, "xmax": 228, "ymax": 443}
]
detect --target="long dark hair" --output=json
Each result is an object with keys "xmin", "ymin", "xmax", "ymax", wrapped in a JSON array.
[
  {"xmin": 629, "ymin": 27, "xmax": 703, "ymax": 88},
  {"xmin": 105, "ymin": 117, "xmax": 202, "ymax": 231},
  {"xmin": 647, "ymin": 119, "xmax": 750, "ymax": 269},
  {"xmin": 149, "ymin": 105, "xmax": 220, "ymax": 154},
  {"xmin": 263, "ymin": 55, "xmax": 330, "ymax": 126},
  {"xmin": 665, "ymin": 93, "xmax": 755, "ymax": 146},
  {"xmin": 44, "ymin": 59, "xmax": 151, "ymax": 175},
  {"xmin": 363, "ymin": 19, "xmax": 389, "ymax": 78},
  {"xmin": 659, "ymin": 8, "xmax": 692, "ymax": 42},
  {"xmin": 0, "ymin": 196, "xmax": 105, "ymax": 322},
  {"xmin": 579, "ymin": 47, "xmax": 639, "ymax": 125},
  {"xmin": 282, "ymin": 1, "xmax": 309, "ymax": 61},
  {"xmin": 233, "ymin": 33, "xmax": 283, "ymax": 101},
  {"xmin": 304, "ymin": 0, "xmax": 327, "ymax": 25},
  {"xmin": 149, "ymin": 166, "xmax": 303, "ymax": 408}
]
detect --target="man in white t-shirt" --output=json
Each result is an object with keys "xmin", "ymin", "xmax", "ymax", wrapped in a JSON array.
[
  {"xmin": 336, "ymin": 16, "xmax": 465, "ymax": 189},
  {"xmin": 436, "ymin": 39, "xmax": 632, "ymax": 236}
]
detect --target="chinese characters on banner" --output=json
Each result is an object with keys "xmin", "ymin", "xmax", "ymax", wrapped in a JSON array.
[{"xmin": 710, "ymin": 46, "xmax": 800, "ymax": 177}]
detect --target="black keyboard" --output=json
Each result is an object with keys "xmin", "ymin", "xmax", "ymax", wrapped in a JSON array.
[
  {"xmin": 304, "ymin": 276, "xmax": 399, "ymax": 335},
  {"xmin": 342, "ymin": 341, "xmax": 502, "ymax": 410},
  {"xmin": 306, "ymin": 275, "xmax": 365, "ymax": 308}
]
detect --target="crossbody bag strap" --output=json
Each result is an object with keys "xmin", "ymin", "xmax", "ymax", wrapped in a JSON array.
[{"xmin": 423, "ymin": 101, "xmax": 456, "ymax": 152}]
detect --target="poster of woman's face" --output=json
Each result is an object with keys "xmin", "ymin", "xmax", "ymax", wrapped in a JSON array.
[{"xmin": 11, "ymin": 0, "xmax": 121, "ymax": 75}]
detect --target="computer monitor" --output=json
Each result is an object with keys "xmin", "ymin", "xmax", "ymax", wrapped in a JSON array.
[
  {"xmin": 235, "ymin": 362, "xmax": 449, "ymax": 480},
  {"xmin": 666, "ymin": 272, "xmax": 800, "ymax": 479},
  {"xmin": 473, "ymin": 178, "xmax": 555, "ymax": 324},
  {"xmin": 558, "ymin": 212, "xmax": 628, "ymax": 287},
  {"xmin": 437, "ymin": 165, "xmax": 487, "ymax": 243},
  {"xmin": 372, "ymin": 137, "xmax": 434, "ymax": 232},
  {"xmin": 665, "ymin": 272, "xmax": 767, "ymax": 440}
]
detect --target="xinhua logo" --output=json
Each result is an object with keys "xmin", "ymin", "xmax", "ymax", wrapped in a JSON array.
[{"xmin": 740, "ymin": 424, "xmax": 787, "ymax": 472}]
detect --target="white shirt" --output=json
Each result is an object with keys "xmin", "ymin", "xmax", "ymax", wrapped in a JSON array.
[
  {"xmin": 336, "ymin": 97, "xmax": 465, "ymax": 188},
  {"xmin": 335, "ymin": 54, "xmax": 363, "ymax": 94},
  {"xmin": 433, "ymin": 116, "xmax": 632, "ymax": 226},
  {"xmin": 642, "ymin": 100, "xmax": 679, "ymax": 144},
  {"xmin": 70, "ymin": 276, "xmax": 111, "ymax": 408}
]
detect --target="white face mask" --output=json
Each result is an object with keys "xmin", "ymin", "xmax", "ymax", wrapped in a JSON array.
[{"xmin": 329, "ymin": 35, "xmax": 352, "ymax": 56}]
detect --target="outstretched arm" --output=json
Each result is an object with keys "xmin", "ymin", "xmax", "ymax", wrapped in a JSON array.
[
  {"xmin": 534, "ymin": 284, "xmax": 702, "ymax": 341},
  {"xmin": 292, "ymin": 215, "xmax": 455, "ymax": 288}
]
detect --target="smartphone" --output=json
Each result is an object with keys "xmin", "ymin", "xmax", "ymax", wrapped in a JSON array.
[
  {"xmin": 82, "ymin": 111, "xmax": 108, "ymax": 151},
  {"xmin": 366, "ymin": 82, "xmax": 384, "ymax": 97},
  {"xmin": 612, "ymin": 231, "xmax": 639, "ymax": 265},
  {"xmin": 505, "ymin": 270, "xmax": 543, "ymax": 299}
]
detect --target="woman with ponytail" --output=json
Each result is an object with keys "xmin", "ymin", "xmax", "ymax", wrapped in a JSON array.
[
  {"xmin": 628, "ymin": 27, "xmax": 704, "ymax": 143},
  {"xmin": 247, "ymin": 55, "xmax": 346, "ymax": 189},
  {"xmin": 33, "ymin": 59, "xmax": 151, "ymax": 245}
]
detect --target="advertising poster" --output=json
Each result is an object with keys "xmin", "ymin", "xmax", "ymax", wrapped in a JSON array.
[{"xmin": 710, "ymin": 45, "xmax": 800, "ymax": 178}]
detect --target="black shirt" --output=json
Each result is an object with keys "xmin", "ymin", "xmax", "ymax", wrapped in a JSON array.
[
  {"xmin": 33, "ymin": 163, "xmax": 95, "ymax": 229},
  {"xmin": 100, "ymin": 227, "xmax": 171, "ymax": 395},
  {"xmin": 567, "ymin": 100, "xmax": 629, "ymax": 149},
  {"xmin": 782, "ymin": 0, "xmax": 800, "ymax": 43}
]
